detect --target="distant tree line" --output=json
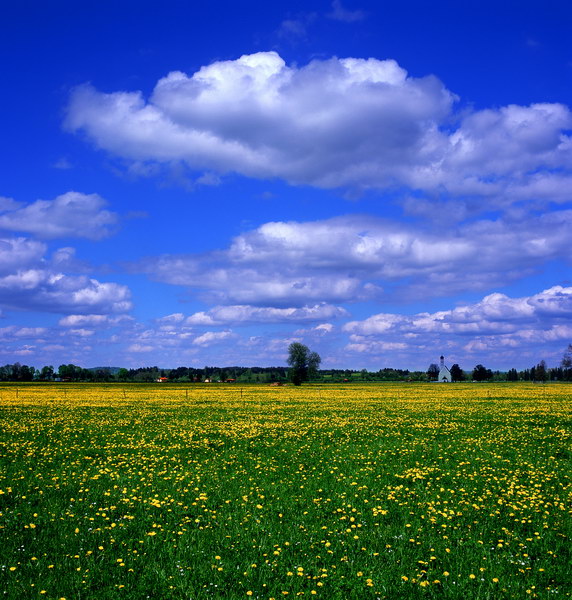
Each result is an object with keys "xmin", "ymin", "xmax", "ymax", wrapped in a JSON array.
[
  {"xmin": 0, "ymin": 363, "xmax": 293, "ymax": 383},
  {"xmin": 0, "ymin": 344, "xmax": 571, "ymax": 383}
]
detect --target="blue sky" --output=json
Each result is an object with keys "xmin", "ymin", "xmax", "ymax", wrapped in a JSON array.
[{"xmin": 1, "ymin": 0, "xmax": 571, "ymax": 371}]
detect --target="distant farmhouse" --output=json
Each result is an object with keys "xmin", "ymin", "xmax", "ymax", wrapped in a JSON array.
[{"xmin": 438, "ymin": 356, "xmax": 451, "ymax": 383}]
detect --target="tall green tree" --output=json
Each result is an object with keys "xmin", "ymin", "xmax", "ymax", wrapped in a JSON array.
[
  {"xmin": 450, "ymin": 364, "xmax": 464, "ymax": 382},
  {"xmin": 535, "ymin": 360, "xmax": 548, "ymax": 382},
  {"xmin": 287, "ymin": 342, "xmax": 321, "ymax": 386},
  {"xmin": 472, "ymin": 364, "xmax": 493, "ymax": 381},
  {"xmin": 427, "ymin": 363, "xmax": 439, "ymax": 381},
  {"xmin": 39, "ymin": 365, "xmax": 54, "ymax": 381}
]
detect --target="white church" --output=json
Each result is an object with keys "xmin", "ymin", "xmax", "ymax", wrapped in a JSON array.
[{"xmin": 438, "ymin": 355, "xmax": 451, "ymax": 382}]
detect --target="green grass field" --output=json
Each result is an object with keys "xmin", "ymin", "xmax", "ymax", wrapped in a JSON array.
[{"xmin": 0, "ymin": 383, "xmax": 570, "ymax": 599}]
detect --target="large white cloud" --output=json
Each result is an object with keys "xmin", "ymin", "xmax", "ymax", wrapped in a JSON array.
[
  {"xmin": 134, "ymin": 212, "xmax": 572, "ymax": 305},
  {"xmin": 0, "ymin": 192, "xmax": 118, "ymax": 240},
  {"xmin": 66, "ymin": 52, "xmax": 572, "ymax": 204}
]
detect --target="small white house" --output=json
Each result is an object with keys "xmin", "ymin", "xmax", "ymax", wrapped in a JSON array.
[{"xmin": 438, "ymin": 355, "xmax": 451, "ymax": 383}]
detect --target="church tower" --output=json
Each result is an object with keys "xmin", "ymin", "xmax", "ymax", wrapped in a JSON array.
[{"xmin": 438, "ymin": 355, "xmax": 450, "ymax": 383}]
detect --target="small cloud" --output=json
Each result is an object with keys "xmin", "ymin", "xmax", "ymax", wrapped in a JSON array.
[
  {"xmin": 14, "ymin": 345, "xmax": 35, "ymax": 356},
  {"xmin": 327, "ymin": 0, "xmax": 365, "ymax": 23},
  {"xmin": 67, "ymin": 328, "xmax": 96, "ymax": 337},
  {"xmin": 43, "ymin": 344, "xmax": 65, "ymax": 351},
  {"xmin": 0, "ymin": 191, "xmax": 118, "ymax": 240},
  {"xmin": 196, "ymin": 172, "xmax": 221, "ymax": 186},
  {"xmin": 346, "ymin": 341, "xmax": 407, "ymax": 353},
  {"xmin": 192, "ymin": 330, "xmax": 235, "ymax": 346},
  {"xmin": 125, "ymin": 210, "xmax": 149, "ymax": 220},
  {"xmin": 58, "ymin": 314, "xmax": 131, "ymax": 327},
  {"xmin": 50, "ymin": 247, "xmax": 91, "ymax": 272},
  {"xmin": 279, "ymin": 18, "xmax": 308, "ymax": 38},
  {"xmin": 294, "ymin": 322, "xmax": 335, "ymax": 336},
  {"xmin": 277, "ymin": 11, "xmax": 317, "ymax": 40},
  {"xmin": 53, "ymin": 157, "xmax": 73, "ymax": 170},
  {"xmin": 156, "ymin": 313, "xmax": 186, "ymax": 324},
  {"xmin": 128, "ymin": 343, "xmax": 154, "ymax": 352},
  {"xmin": 14, "ymin": 327, "xmax": 47, "ymax": 337}
]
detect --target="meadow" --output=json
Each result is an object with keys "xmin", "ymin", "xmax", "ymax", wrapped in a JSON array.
[{"xmin": 0, "ymin": 382, "xmax": 570, "ymax": 599}]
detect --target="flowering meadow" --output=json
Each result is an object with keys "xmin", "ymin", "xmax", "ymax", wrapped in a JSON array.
[{"xmin": 0, "ymin": 383, "xmax": 570, "ymax": 599}]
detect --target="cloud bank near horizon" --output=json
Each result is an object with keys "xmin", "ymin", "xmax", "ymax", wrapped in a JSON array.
[
  {"xmin": 131, "ymin": 212, "xmax": 572, "ymax": 306},
  {"xmin": 72, "ymin": 284, "xmax": 572, "ymax": 370}
]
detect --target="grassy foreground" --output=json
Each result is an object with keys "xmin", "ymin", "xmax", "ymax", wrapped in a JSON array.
[{"xmin": 0, "ymin": 383, "xmax": 570, "ymax": 599}]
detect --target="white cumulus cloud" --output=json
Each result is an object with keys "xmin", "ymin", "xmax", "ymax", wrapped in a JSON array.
[
  {"xmin": 0, "ymin": 191, "xmax": 118, "ymax": 240},
  {"xmin": 344, "ymin": 286, "xmax": 572, "ymax": 350},
  {"xmin": 66, "ymin": 52, "xmax": 572, "ymax": 206},
  {"xmin": 59, "ymin": 314, "xmax": 132, "ymax": 327},
  {"xmin": 185, "ymin": 303, "xmax": 348, "ymax": 325},
  {"xmin": 0, "ymin": 269, "xmax": 132, "ymax": 314},
  {"xmin": 0, "ymin": 237, "xmax": 46, "ymax": 274},
  {"xmin": 134, "ymin": 211, "xmax": 572, "ymax": 306},
  {"xmin": 192, "ymin": 330, "xmax": 236, "ymax": 346}
]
